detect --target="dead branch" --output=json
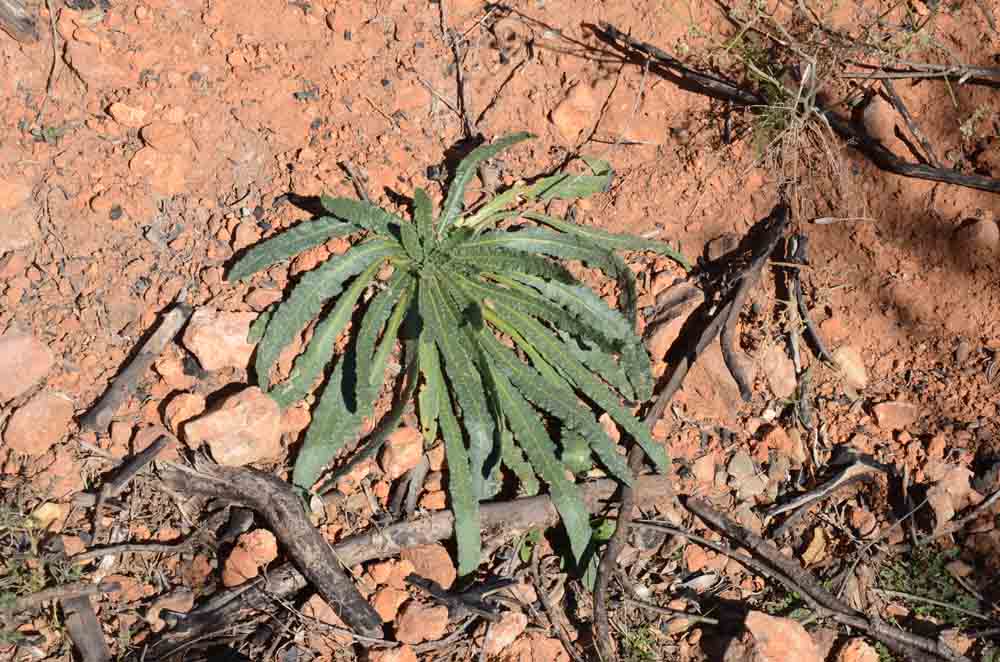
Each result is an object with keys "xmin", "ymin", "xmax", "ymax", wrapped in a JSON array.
[
  {"xmin": 5, "ymin": 580, "xmax": 121, "ymax": 616},
  {"xmin": 146, "ymin": 475, "xmax": 672, "ymax": 660},
  {"xmin": 80, "ymin": 304, "xmax": 193, "ymax": 433},
  {"xmin": 157, "ymin": 458, "xmax": 383, "ymax": 639},
  {"xmin": 64, "ymin": 592, "xmax": 114, "ymax": 662}
]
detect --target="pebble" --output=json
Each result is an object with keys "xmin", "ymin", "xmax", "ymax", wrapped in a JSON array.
[
  {"xmin": 761, "ymin": 344, "xmax": 796, "ymax": 399},
  {"xmin": 108, "ymin": 102, "xmax": 147, "ymax": 128},
  {"xmin": 872, "ymin": 400, "xmax": 920, "ymax": 431},
  {"xmin": 400, "ymin": 544, "xmax": 456, "ymax": 589},
  {"xmin": 0, "ymin": 177, "xmax": 32, "ymax": 210},
  {"xmin": 832, "ymin": 345, "xmax": 867, "ymax": 391},
  {"xmin": 182, "ymin": 308, "xmax": 257, "ymax": 371},
  {"xmin": 955, "ymin": 340, "xmax": 972, "ymax": 364},
  {"xmin": 129, "ymin": 147, "xmax": 188, "ymax": 197},
  {"xmin": 141, "ymin": 121, "xmax": 194, "ymax": 154},
  {"xmin": 302, "ymin": 595, "xmax": 352, "ymax": 651},
  {"xmin": 163, "ymin": 392, "xmax": 207, "ymax": 436},
  {"xmin": 371, "ymin": 587, "xmax": 409, "ymax": 622},
  {"xmin": 833, "ymin": 638, "xmax": 878, "ymax": 662},
  {"xmin": 394, "ymin": 602, "xmax": 448, "ymax": 644},
  {"xmin": 550, "ymin": 83, "xmax": 597, "ymax": 144},
  {"xmin": 483, "ymin": 611, "xmax": 528, "ymax": 656},
  {"xmin": 953, "ymin": 218, "xmax": 999, "ymax": 265},
  {"xmin": 691, "ymin": 454, "xmax": 715, "ymax": 484},
  {"xmin": 0, "ymin": 331, "xmax": 55, "ymax": 401},
  {"xmin": 3, "ymin": 391, "xmax": 74, "ymax": 456},
  {"xmin": 380, "ymin": 426, "xmax": 424, "ymax": 480},
  {"xmin": 731, "ymin": 611, "xmax": 823, "ymax": 662},
  {"xmin": 368, "ymin": 559, "xmax": 415, "ymax": 589},
  {"xmin": 222, "ymin": 529, "xmax": 278, "ymax": 586},
  {"xmin": 183, "ymin": 387, "xmax": 282, "ymax": 466},
  {"xmin": 146, "ymin": 589, "xmax": 194, "ymax": 632},
  {"xmin": 64, "ymin": 41, "xmax": 131, "ymax": 89},
  {"xmin": 369, "ymin": 645, "xmax": 418, "ymax": 662}
]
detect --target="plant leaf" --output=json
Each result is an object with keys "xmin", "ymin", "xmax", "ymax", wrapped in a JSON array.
[
  {"xmin": 438, "ymin": 380, "xmax": 481, "ymax": 575},
  {"xmin": 556, "ymin": 330, "xmax": 635, "ymax": 401},
  {"xmin": 523, "ymin": 210, "xmax": 690, "ymax": 269},
  {"xmin": 321, "ymin": 196, "xmax": 404, "ymax": 236},
  {"xmin": 537, "ymin": 158, "xmax": 613, "ymax": 202},
  {"xmin": 417, "ymin": 335, "xmax": 443, "ymax": 443},
  {"xmin": 227, "ymin": 217, "xmax": 359, "ymax": 282},
  {"xmin": 353, "ymin": 272, "xmax": 409, "ymax": 402},
  {"xmin": 437, "ymin": 132, "xmax": 533, "ymax": 236},
  {"xmin": 500, "ymin": 423, "xmax": 539, "ymax": 495},
  {"xmin": 413, "ymin": 187, "xmax": 435, "ymax": 248},
  {"xmin": 508, "ymin": 270, "xmax": 632, "ymax": 342},
  {"xmin": 419, "ymin": 271, "xmax": 496, "ymax": 497},
  {"xmin": 248, "ymin": 305, "xmax": 275, "ymax": 344},
  {"xmin": 292, "ymin": 357, "xmax": 363, "ymax": 490},
  {"xmin": 270, "ymin": 261, "xmax": 382, "ymax": 408},
  {"xmin": 561, "ymin": 429, "xmax": 592, "ymax": 473},
  {"xmin": 488, "ymin": 363, "xmax": 591, "ymax": 562},
  {"xmin": 255, "ymin": 239, "xmax": 402, "ymax": 391},
  {"xmin": 491, "ymin": 300, "xmax": 670, "ymax": 474}
]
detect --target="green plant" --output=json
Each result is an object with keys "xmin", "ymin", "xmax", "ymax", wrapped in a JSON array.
[
  {"xmin": 878, "ymin": 544, "xmax": 978, "ymax": 628},
  {"xmin": 229, "ymin": 132, "xmax": 687, "ymax": 574}
]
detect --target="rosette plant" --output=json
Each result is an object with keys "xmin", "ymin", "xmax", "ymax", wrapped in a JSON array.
[{"xmin": 228, "ymin": 132, "xmax": 688, "ymax": 574}]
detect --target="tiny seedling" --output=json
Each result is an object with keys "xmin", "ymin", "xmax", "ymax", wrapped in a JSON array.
[{"xmin": 229, "ymin": 132, "xmax": 688, "ymax": 574}]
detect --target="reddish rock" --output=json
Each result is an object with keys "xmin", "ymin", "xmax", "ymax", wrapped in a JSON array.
[
  {"xmin": 141, "ymin": 121, "xmax": 194, "ymax": 153},
  {"xmin": 484, "ymin": 611, "xmax": 528, "ymax": 655},
  {"xmin": 684, "ymin": 544, "xmax": 709, "ymax": 572},
  {"xmin": 833, "ymin": 345, "xmax": 868, "ymax": 391},
  {"xmin": 550, "ymin": 83, "xmax": 597, "ymax": 144},
  {"xmin": 394, "ymin": 601, "xmax": 448, "ymax": 644},
  {"xmin": 419, "ymin": 490, "xmax": 446, "ymax": 510},
  {"xmin": 762, "ymin": 344, "xmax": 796, "ymax": 398},
  {"xmin": 368, "ymin": 559, "xmax": 416, "ymax": 589},
  {"xmin": 401, "ymin": 544, "xmax": 456, "ymax": 589},
  {"xmin": 65, "ymin": 41, "xmax": 131, "ymax": 88},
  {"xmin": 0, "ymin": 204, "xmax": 38, "ymax": 253},
  {"xmin": 834, "ymin": 638, "xmax": 878, "ymax": 662},
  {"xmin": 380, "ymin": 426, "xmax": 424, "ymax": 480},
  {"xmin": 184, "ymin": 387, "xmax": 282, "ymax": 466},
  {"xmin": 4, "ymin": 391, "xmax": 74, "ymax": 456},
  {"xmin": 953, "ymin": 218, "xmax": 1000, "ymax": 266},
  {"xmin": 129, "ymin": 147, "xmax": 188, "ymax": 197},
  {"xmin": 0, "ymin": 177, "xmax": 32, "ymax": 210},
  {"xmin": 302, "ymin": 594, "xmax": 352, "ymax": 650},
  {"xmin": 371, "ymin": 587, "xmax": 409, "ymax": 622},
  {"xmin": 727, "ymin": 611, "xmax": 822, "ymax": 662},
  {"xmin": 872, "ymin": 401, "xmax": 920, "ymax": 431},
  {"xmin": 369, "ymin": 645, "xmax": 418, "ymax": 662},
  {"xmin": 182, "ymin": 308, "xmax": 257, "ymax": 371},
  {"xmin": 164, "ymin": 392, "xmax": 206, "ymax": 436},
  {"xmin": 222, "ymin": 529, "xmax": 278, "ymax": 586},
  {"xmin": 528, "ymin": 636, "xmax": 570, "ymax": 662},
  {"xmin": 0, "ymin": 331, "xmax": 55, "ymax": 401},
  {"xmin": 108, "ymin": 102, "xmax": 147, "ymax": 128},
  {"xmin": 146, "ymin": 589, "xmax": 194, "ymax": 632},
  {"xmin": 691, "ymin": 454, "xmax": 716, "ymax": 484}
]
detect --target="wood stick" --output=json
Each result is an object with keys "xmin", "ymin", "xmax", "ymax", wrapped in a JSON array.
[{"xmin": 80, "ymin": 305, "xmax": 193, "ymax": 433}]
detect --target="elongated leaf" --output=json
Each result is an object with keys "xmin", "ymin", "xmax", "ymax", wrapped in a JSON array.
[
  {"xmin": 438, "ymin": 132, "xmax": 533, "ymax": 236},
  {"xmin": 561, "ymin": 429, "xmax": 592, "ymax": 473},
  {"xmin": 292, "ymin": 358, "xmax": 363, "ymax": 490},
  {"xmin": 500, "ymin": 424, "xmax": 539, "ymax": 495},
  {"xmin": 417, "ymin": 335, "xmax": 443, "ymax": 443},
  {"xmin": 227, "ymin": 217, "xmax": 359, "ymax": 282},
  {"xmin": 537, "ymin": 158, "xmax": 613, "ymax": 202},
  {"xmin": 256, "ymin": 240, "xmax": 402, "ymax": 390},
  {"xmin": 419, "ymin": 270, "xmax": 496, "ymax": 497},
  {"xmin": 270, "ymin": 261, "xmax": 382, "ymax": 408},
  {"xmin": 321, "ymin": 196, "xmax": 403, "ymax": 236},
  {"xmin": 438, "ymin": 382, "xmax": 481, "ymax": 575},
  {"xmin": 363, "ymin": 281, "xmax": 413, "ymax": 404},
  {"xmin": 353, "ymin": 273, "xmax": 409, "ymax": 399},
  {"xmin": 450, "ymin": 246, "xmax": 577, "ymax": 285},
  {"xmin": 523, "ymin": 211, "xmax": 690, "ymax": 269},
  {"xmin": 508, "ymin": 271, "xmax": 632, "ymax": 341},
  {"xmin": 492, "ymin": 300, "xmax": 670, "ymax": 473},
  {"xmin": 557, "ymin": 330, "xmax": 635, "ymax": 401},
  {"xmin": 248, "ymin": 305, "xmax": 275, "ymax": 344},
  {"xmin": 399, "ymin": 220, "xmax": 423, "ymax": 262},
  {"xmin": 476, "ymin": 328, "xmax": 633, "ymax": 486},
  {"xmin": 489, "ymin": 364, "xmax": 591, "ymax": 562},
  {"xmin": 413, "ymin": 187, "xmax": 435, "ymax": 248}
]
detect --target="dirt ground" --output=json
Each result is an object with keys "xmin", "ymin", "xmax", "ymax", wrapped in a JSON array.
[{"xmin": 3, "ymin": 0, "xmax": 1000, "ymax": 660}]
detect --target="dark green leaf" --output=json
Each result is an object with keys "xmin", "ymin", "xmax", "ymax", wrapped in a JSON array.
[
  {"xmin": 227, "ymin": 217, "xmax": 359, "ymax": 282},
  {"xmin": 413, "ymin": 187, "xmax": 435, "ymax": 248},
  {"xmin": 438, "ymin": 381, "xmax": 481, "ymax": 575},
  {"xmin": 321, "ymin": 196, "xmax": 404, "ymax": 236}
]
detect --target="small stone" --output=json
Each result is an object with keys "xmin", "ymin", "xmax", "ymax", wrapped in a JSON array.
[
  {"xmin": 848, "ymin": 507, "xmax": 878, "ymax": 539},
  {"xmin": 819, "ymin": 316, "xmax": 847, "ymax": 345},
  {"xmin": 691, "ymin": 454, "xmax": 715, "ymax": 484},
  {"xmin": 182, "ymin": 308, "xmax": 257, "ymax": 371},
  {"xmin": 369, "ymin": 645, "xmax": 418, "ymax": 662},
  {"xmin": 222, "ymin": 529, "xmax": 278, "ymax": 586},
  {"xmin": 834, "ymin": 638, "xmax": 878, "ymax": 662},
  {"xmin": 955, "ymin": 340, "xmax": 972, "ymax": 364},
  {"xmin": 395, "ymin": 602, "xmax": 449, "ymax": 644},
  {"xmin": 129, "ymin": 147, "xmax": 188, "ymax": 197},
  {"xmin": 0, "ymin": 177, "xmax": 33, "ymax": 210},
  {"xmin": 184, "ymin": 387, "xmax": 282, "ymax": 466},
  {"xmin": 833, "ymin": 345, "xmax": 868, "ymax": 391},
  {"xmin": 108, "ymin": 102, "xmax": 147, "ymax": 128},
  {"xmin": 940, "ymin": 629, "xmax": 975, "ymax": 656},
  {"xmin": 484, "ymin": 611, "xmax": 528, "ymax": 655},
  {"xmin": 65, "ymin": 41, "xmax": 131, "ymax": 89},
  {"xmin": 762, "ymin": 344, "xmax": 796, "ymax": 398},
  {"xmin": 4, "ymin": 391, "xmax": 74, "ymax": 456},
  {"xmin": 419, "ymin": 490, "xmax": 447, "ymax": 510},
  {"xmin": 31, "ymin": 502, "xmax": 65, "ymax": 530},
  {"xmin": 0, "ymin": 331, "xmax": 55, "ymax": 401},
  {"xmin": 146, "ymin": 589, "xmax": 194, "ymax": 632},
  {"xmin": 550, "ymin": 83, "xmax": 597, "ymax": 144},
  {"xmin": 368, "ymin": 559, "xmax": 415, "ymax": 589},
  {"xmin": 872, "ymin": 401, "xmax": 920, "ymax": 431},
  {"xmin": 163, "ymin": 392, "xmax": 207, "ymax": 436},
  {"xmin": 684, "ymin": 544, "xmax": 709, "ymax": 572},
  {"xmin": 0, "ymin": 205, "xmax": 38, "ymax": 253},
  {"xmin": 705, "ymin": 233, "xmax": 739, "ymax": 261},
  {"xmin": 734, "ymin": 611, "xmax": 823, "ymax": 662},
  {"xmin": 380, "ymin": 426, "xmax": 424, "ymax": 480},
  {"xmin": 727, "ymin": 451, "xmax": 755, "ymax": 480},
  {"xmin": 371, "ymin": 587, "xmax": 409, "ymax": 622},
  {"xmin": 302, "ymin": 595, "xmax": 352, "ymax": 651},
  {"xmin": 953, "ymin": 218, "xmax": 1000, "ymax": 266},
  {"xmin": 141, "ymin": 121, "xmax": 194, "ymax": 154},
  {"xmin": 529, "ymin": 636, "xmax": 570, "ymax": 662},
  {"xmin": 401, "ymin": 544, "xmax": 456, "ymax": 589}
]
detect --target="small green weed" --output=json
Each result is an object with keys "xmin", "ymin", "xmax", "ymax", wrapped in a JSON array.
[
  {"xmin": 621, "ymin": 624, "xmax": 658, "ymax": 662},
  {"xmin": 878, "ymin": 544, "xmax": 979, "ymax": 627},
  {"xmin": 231, "ymin": 133, "xmax": 688, "ymax": 575}
]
